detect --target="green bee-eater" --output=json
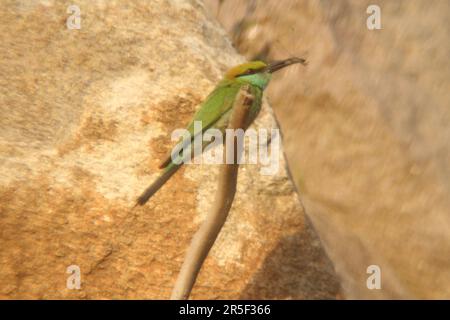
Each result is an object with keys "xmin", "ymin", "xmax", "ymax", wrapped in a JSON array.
[{"xmin": 135, "ymin": 57, "xmax": 306, "ymax": 206}]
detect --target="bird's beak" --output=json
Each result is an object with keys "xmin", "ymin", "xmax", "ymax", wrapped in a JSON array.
[{"xmin": 266, "ymin": 57, "xmax": 307, "ymax": 73}]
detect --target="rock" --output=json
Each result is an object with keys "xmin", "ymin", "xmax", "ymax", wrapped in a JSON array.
[
  {"xmin": 0, "ymin": 0, "xmax": 339, "ymax": 299},
  {"xmin": 209, "ymin": 0, "xmax": 450, "ymax": 298}
]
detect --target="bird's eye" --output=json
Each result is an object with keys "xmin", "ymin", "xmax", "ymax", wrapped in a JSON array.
[
  {"xmin": 238, "ymin": 69, "xmax": 254, "ymax": 77},
  {"xmin": 238, "ymin": 68, "xmax": 261, "ymax": 77}
]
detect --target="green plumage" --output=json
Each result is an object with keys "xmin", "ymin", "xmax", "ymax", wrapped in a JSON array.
[{"xmin": 136, "ymin": 58, "xmax": 305, "ymax": 206}]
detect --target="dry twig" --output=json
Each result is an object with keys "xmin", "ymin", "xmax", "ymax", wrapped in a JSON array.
[{"xmin": 170, "ymin": 85, "xmax": 254, "ymax": 300}]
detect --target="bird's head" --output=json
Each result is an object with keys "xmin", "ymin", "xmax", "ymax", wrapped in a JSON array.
[{"xmin": 225, "ymin": 57, "xmax": 307, "ymax": 90}]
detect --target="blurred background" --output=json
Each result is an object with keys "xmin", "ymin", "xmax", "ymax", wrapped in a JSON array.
[{"xmin": 205, "ymin": 0, "xmax": 450, "ymax": 298}]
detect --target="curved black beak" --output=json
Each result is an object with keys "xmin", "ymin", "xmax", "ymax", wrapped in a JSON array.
[{"xmin": 266, "ymin": 57, "xmax": 307, "ymax": 73}]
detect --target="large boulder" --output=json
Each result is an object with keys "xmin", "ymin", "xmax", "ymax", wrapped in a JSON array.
[{"xmin": 209, "ymin": 0, "xmax": 450, "ymax": 298}]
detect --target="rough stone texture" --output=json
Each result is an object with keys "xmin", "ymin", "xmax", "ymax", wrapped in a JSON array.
[
  {"xmin": 0, "ymin": 0, "xmax": 339, "ymax": 299},
  {"xmin": 208, "ymin": 0, "xmax": 450, "ymax": 298}
]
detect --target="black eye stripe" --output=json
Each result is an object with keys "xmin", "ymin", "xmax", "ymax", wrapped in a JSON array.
[{"xmin": 238, "ymin": 67, "xmax": 265, "ymax": 77}]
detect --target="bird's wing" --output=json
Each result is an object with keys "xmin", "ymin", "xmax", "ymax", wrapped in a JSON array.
[
  {"xmin": 184, "ymin": 80, "xmax": 243, "ymax": 140},
  {"xmin": 159, "ymin": 80, "xmax": 242, "ymax": 168}
]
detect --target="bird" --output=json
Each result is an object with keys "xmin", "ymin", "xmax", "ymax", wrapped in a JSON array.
[{"xmin": 135, "ymin": 57, "xmax": 306, "ymax": 206}]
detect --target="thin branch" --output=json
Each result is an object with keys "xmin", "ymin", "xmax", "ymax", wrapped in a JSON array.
[{"xmin": 170, "ymin": 85, "xmax": 254, "ymax": 300}]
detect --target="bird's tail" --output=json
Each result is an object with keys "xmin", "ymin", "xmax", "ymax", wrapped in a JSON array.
[
  {"xmin": 135, "ymin": 137, "xmax": 216, "ymax": 207},
  {"xmin": 135, "ymin": 163, "xmax": 181, "ymax": 207}
]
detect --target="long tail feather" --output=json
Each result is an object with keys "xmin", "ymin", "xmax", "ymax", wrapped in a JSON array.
[
  {"xmin": 135, "ymin": 163, "xmax": 181, "ymax": 206},
  {"xmin": 136, "ymin": 132, "xmax": 220, "ymax": 207}
]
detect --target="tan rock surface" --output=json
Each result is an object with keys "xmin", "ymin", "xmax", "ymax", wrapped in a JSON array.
[
  {"xmin": 208, "ymin": 0, "xmax": 450, "ymax": 298},
  {"xmin": 0, "ymin": 0, "xmax": 339, "ymax": 299}
]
